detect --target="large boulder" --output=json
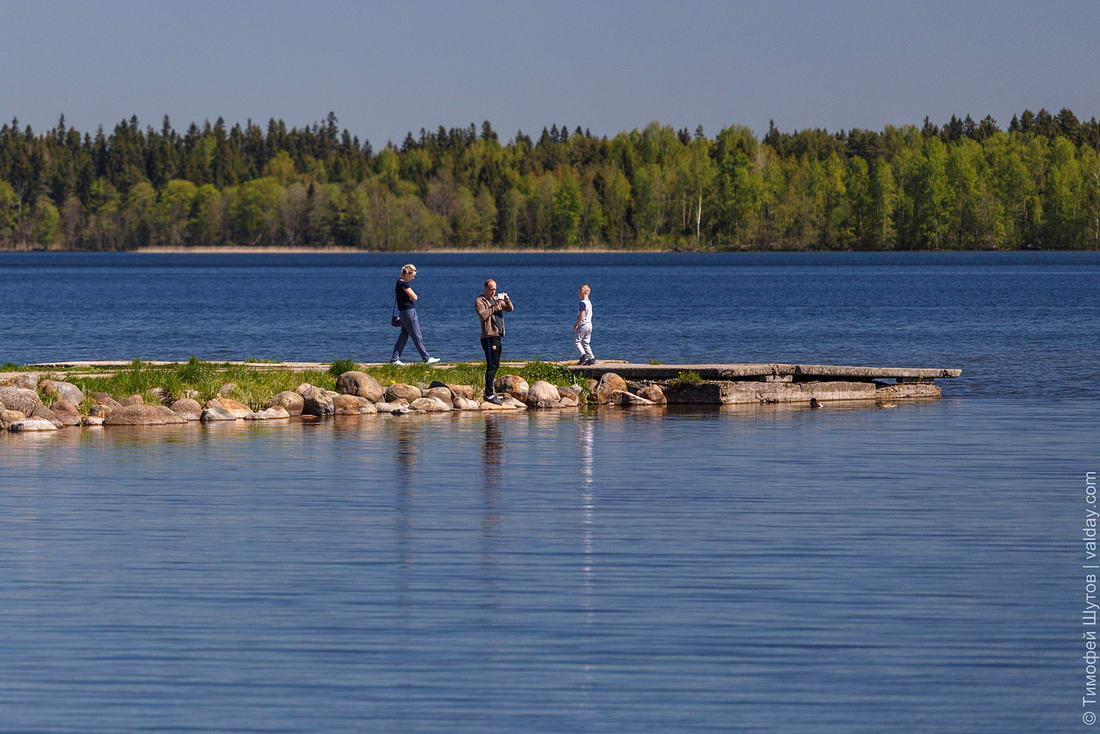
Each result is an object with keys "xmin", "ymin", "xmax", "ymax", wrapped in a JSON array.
[
  {"xmin": 31, "ymin": 405, "xmax": 63, "ymax": 427},
  {"xmin": 636, "ymin": 385, "xmax": 667, "ymax": 404},
  {"xmin": 0, "ymin": 409, "xmax": 26, "ymax": 427},
  {"xmin": 39, "ymin": 380, "xmax": 84, "ymax": 405},
  {"xmin": 50, "ymin": 399, "xmax": 83, "ymax": 427},
  {"xmin": 104, "ymin": 404, "xmax": 186, "ymax": 425},
  {"xmin": 293, "ymin": 383, "xmax": 316, "ymax": 396},
  {"xmin": 494, "ymin": 374, "xmax": 529, "ymax": 401},
  {"xmin": 428, "ymin": 381, "xmax": 475, "ymax": 401},
  {"xmin": 203, "ymin": 397, "xmax": 253, "ymax": 419},
  {"xmin": 336, "ymin": 371, "xmax": 384, "ymax": 402},
  {"xmin": 120, "ymin": 395, "xmax": 145, "ymax": 406},
  {"xmin": 170, "ymin": 398, "xmax": 203, "ymax": 421},
  {"xmin": 0, "ymin": 386, "xmax": 41, "ymax": 415},
  {"xmin": 557, "ymin": 395, "xmax": 579, "ymax": 408},
  {"xmin": 300, "ymin": 386, "xmax": 334, "ymax": 417},
  {"xmin": 89, "ymin": 403, "xmax": 114, "ymax": 419},
  {"xmin": 90, "ymin": 392, "xmax": 123, "ymax": 409},
  {"xmin": 8, "ymin": 417, "xmax": 58, "ymax": 432},
  {"xmin": 332, "ymin": 394, "xmax": 374, "ymax": 415},
  {"xmin": 8, "ymin": 373, "xmax": 40, "ymax": 391},
  {"xmin": 410, "ymin": 397, "xmax": 452, "ymax": 413},
  {"xmin": 594, "ymin": 373, "xmax": 628, "ymax": 404},
  {"xmin": 425, "ymin": 387, "xmax": 453, "ymax": 408},
  {"xmin": 265, "ymin": 391, "xmax": 304, "ymax": 416},
  {"xmin": 200, "ymin": 405, "xmax": 239, "ymax": 422},
  {"xmin": 525, "ymin": 381, "xmax": 561, "ymax": 408},
  {"xmin": 384, "ymin": 383, "xmax": 422, "ymax": 403},
  {"xmin": 249, "ymin": 405, "xmax": 291, "ymax": 420}
]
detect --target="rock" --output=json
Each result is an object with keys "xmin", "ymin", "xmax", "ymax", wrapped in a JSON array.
[
  {"xmin": 663, "ymin": 380, "xmax": 877, "ymax": 405},
  {"xmin": 89, "ymin": 403, "xmax": 114, "ymax": 418},
  {"xmin": 479, "ymin": 399, "xmax": 514, "ymax": 410},
  {"xmin": 39, "ymin": 380, "xmax": 85, "ymax": 405},
  {"xmin": 636, "ymin": 385, "xmax": 667, "ymax": 404},
  {"xmin": 31, "ymin": 405, "xmax": 63, "ymax": 427},
  {"xmin": 426, "ymin": 387, "xmax": 453, "ymax": 408},
  {"xmin": 556, "ymin": 396, "xmax": 579, "ymax": 408},
  {"xmin": 181, "ymin": 389, "xmax": 199, "ymax": 400},
  {"xmin": 10, "ymin": 373, "xmax": 40, "ymax": 391},
  {"xmin": 82, "ymin": 415, "xmax": 105, "ymax": 426},
  {"xmin": 104, "ymin": 404, "xmax": 185, "ymax": 425},
  {"xmin": 453, "ymin": 396, "xmax": 481, "ymax": 410},
  {"xmin": 120, "ymin": 394, "xmax": 145, "ymax": 406},
  {"xmin": 875, "ymin": 383, "xmax": 942, "ymax": 400},
  {"xmin": 525, "ymin": 381, "xmax": 561, "ymax": 408},
  {"xmin": 149, "ymin": 387, "xmax": 172, "ymax": 404},
  {"xmin": 558, "ymin": 386, "xmax": 578, "ymax": 400},
  {"xmin": 374, "ymin": 401, "xmax": 408, "ymax": 413},
  {"xmin": 333, "ymin": 394, "xmax": 366, "ymax": 415},
  {"xmin": 494, "ymin": 374, "xmax": 529, "ymax": 401},
  {"xmin": 384, "ymin": 383, "xmax": 422, "ymax": 403},
  {"xmin": 8, "ymin": 418, "xmax": 58, "ymax": 432},
  {"xmin": 217, "ymin": 383, "xmax": 237, "ymax": 397},
  {"xmin": 449, "ymin": 384, "xmax": 476, "ymax": 400},
  {"xmin": 336, "ymin": 371, "xmax": 384, "ymax": 402},
  {"xmin": 170, "ymin": 398, "xmax": 203, "ymax": 421},
  {"xmin": 253, "ymin": 405, "xmax": 291, "ymax": 420},
  {"xmin": 265, "ymin": 391, "xmax": 304, "ymax": 416},
  {"xmin": 410, "ymin": 397, "xmax": 452, "ymax": 412},
  {"xmin": 294, "ymin": 383, "xmax": 315, "ymax": 396},
  {"xmin": 300, "ymin": 386, "xmax": 334, "ymax": 416},
  {"xmin": 50, "ymin": 399, "xmax": 83, "ymax": 426},
  {"xmin": 200, "ymin": 405, "xmax": 239, "ymax": 422},
  {"xmin": 610, "ymin": 390, "xmax": 656, "ymax": 406},
  {"xmin": 594, "ymin": 373, "xmax": 628, "ymax": 404},
  {"xmin": 0, "ymin": 386, "xmax": 41, "ymax": 415},
  {"xmin": 203, "ymin": 397, "xmax": 253, "ymax": 418},
  {"xmin": 90, "ymin": 392, "xmax": 123, "ymax": 409},
  {"xmin": 0, "ymin": 409, "xmax": 26, "ymax": 427},
  {"xmin": 501, "ymin": 396, "xmax": 527, "ymax": 410}
]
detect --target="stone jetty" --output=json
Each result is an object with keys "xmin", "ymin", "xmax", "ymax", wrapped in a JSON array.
[{"xmin": 0, "ymin": 360, "xmax": 961, "ymax": 433}]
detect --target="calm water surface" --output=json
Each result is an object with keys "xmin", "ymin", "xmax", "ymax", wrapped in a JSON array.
[{"xmin": 0, "ymin": 253, "xmax": 1097, "ymax": 732}]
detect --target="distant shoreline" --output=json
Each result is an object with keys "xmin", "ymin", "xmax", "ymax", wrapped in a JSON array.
[{"xmin": 0, "ymin": 246, "xmax": 1087, "ymax": 255}]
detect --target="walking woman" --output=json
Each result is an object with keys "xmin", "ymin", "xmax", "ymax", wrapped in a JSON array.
[{"xmin": 391, "ymin": 264, "xmax": 441, "ymax": 365}]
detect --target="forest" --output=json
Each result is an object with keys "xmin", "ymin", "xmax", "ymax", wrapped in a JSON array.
[{"xmin": 0, "ymin": 108, "xmax": 1098, "ymax": 251}]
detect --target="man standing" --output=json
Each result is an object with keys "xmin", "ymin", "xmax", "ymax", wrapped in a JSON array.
[
  {"xmin": 573, "ymin": 283, "xmax": 595, "ymax": 365},
  {"xmin": 475, "ymin": 279, "xmax": 514, "ymax": 404}
]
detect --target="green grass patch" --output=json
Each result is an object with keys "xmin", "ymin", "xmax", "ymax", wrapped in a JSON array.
[
  {"xmin": 648, "ymin": 359, "xmax": 662, "ymax": 365},
  {"xmin": 673, "ymin": 370, "xmax": 703, "ymax": 385},
  {"xmin": 328, "ymin": 359, "xmax": 360, "ymax": 377}
]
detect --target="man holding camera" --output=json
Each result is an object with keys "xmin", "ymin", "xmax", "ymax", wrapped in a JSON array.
[{"xmin": 475, "ymin": 279, "xmax": 515, "ymax": 404}]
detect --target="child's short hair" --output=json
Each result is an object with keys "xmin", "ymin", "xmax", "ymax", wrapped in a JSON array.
[{"xmin": 580, "ymin": 284, "xmax": 591, "ymax": 294}]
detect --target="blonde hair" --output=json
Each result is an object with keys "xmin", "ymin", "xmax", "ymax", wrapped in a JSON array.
[
  {"xmin": 579, "ymin": 284, "xmax": 591, "ymax": 295},
  {"xmin": 401, "ymin": 264, "xmax": 417, "ymax": 277}
]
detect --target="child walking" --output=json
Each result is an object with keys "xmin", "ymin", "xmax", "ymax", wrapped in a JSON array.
[{"xmin": 573, "ymin": 284, "xmax": 595, "ymax": 365}]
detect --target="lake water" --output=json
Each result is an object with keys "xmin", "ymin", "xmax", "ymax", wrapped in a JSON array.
[{"xmin": 0, "ymin": 252, "xmax": 1097, "ymax": 732}]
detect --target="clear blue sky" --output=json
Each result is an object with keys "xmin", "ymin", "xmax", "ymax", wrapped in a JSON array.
[{"xmin": 2, "ymin": 0, "xmax": 1096, "ymax": 144}]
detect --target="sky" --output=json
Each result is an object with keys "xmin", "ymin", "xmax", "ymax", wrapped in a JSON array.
[{"xmin": 2, "ymin": 0, "xmax": 1097, "ymax": 145}]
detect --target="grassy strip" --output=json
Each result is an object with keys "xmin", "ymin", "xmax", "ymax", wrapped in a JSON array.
[{"xmin": 28, "ymin": 357, "xmax": 582, "ymax": 411}]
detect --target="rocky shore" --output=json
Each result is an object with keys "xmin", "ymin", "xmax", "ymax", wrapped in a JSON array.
[{"xmin": 0, "ymin": 367, "xmax": 943, "ymax": 433}]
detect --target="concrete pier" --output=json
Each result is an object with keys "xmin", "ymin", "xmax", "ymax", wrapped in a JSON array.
[{"xmin": 567, "ymin": 361, "xmax": 962, "ymax": 382}]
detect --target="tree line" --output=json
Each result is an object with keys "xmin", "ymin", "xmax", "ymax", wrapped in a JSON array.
[{"xmin": 1, "ymin": 108, "xmax": 1098, "ymax": 251}]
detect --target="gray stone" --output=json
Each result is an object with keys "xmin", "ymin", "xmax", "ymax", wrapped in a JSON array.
[
  {"xmin": 170, "ymin": 398, "xmax": 203, "ymax": 421},
  {"xmin": 51, "ymin": 399, "xmax": 83, "ymax": 426},
  {"xmin": 384, "ymin": 383, "xmax": 422, "ymax": 403},
  {"xmin": 556, "ymin": 396, "xmax": 579, "ymax": 408},
  {"xmin": 39, "ymin": 380, "xmax": 84, "ymax": 405},
  {"xmin": 9, "ymin": 417, "xmax": 59, "ymax": 432},
  {"xmin": 300, "ymin": 387, "xmax": 334, "ymax": 416},
  {"xmin": 90, "ymin": 392, "xmax": 123, "ymax": 409},
  {"xmin": 10, "ymin": 373, "xmax": 40, "ymax": 391},
  {"xmin": 525, "ymin": 381, "xmax": 560, "ymax": 408},
  {"xmin": 82, "ymin": 415, "xmax": 105, "ymax": 426},
  {"xmin": 89, "ymin": 403, "xmax": 114, "ymax": 418},
  {"xmin": 425, "ymin": 387, "xmax": 453, "ymax": 408},
  {"xmin": 254, "ymin": 405, "xmax": 291, "ymax": 420},
  {"xmin": 875, "ymin": 383, "xmax": 942, "ymax": 400},
  {"xmin": 453, "ymin": 396, "xmax": 481, "ymax": 411},
  {"xmin": 494, "ymin": 375, "xmax": 529, "ymax": 401},
  {"xmin": 202, "ymin": 397, "xmax": 253, "ymax": 418},
  {"xmin": 200, "ymin": 405, "xmax": 239, "ymax": 422},
  {"xmin": 217, "ymin": 383, "xmax": 237, "ymax": 397},
  {"xmin": 265, "ymin": 391, "xmax": 305, "ymax": 416},
  {"xmin": 0, "ymin": 386, "xmax": 41, "ymax": 415},
  {"xmin": 410, "ymin": 397, "xmax": 452, "ymax": 412},
  {"xmin": 31, "ymin": 405, "xmax": 63, "ymax": 427},
  {"xmin": 0, "ymin": 409, "xmax": 26, "ymax": 427},
  {"xmin": 149, "ymin": 387, "xmax": 172, "ymax": 404},
  {"xmin": 610, "ymin": 390, "xmax": 656, "ymax": 406},
  {"xmin": 120, "ymin": 394, "xmax": 145, "ymax": 406},
  {"xmin": 105, "ymin": 404, "xmax": 186, "ymax": 425},
  {"xmin": 336, "ymin": 371, "xmax": 384, "ymax": 402}
]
